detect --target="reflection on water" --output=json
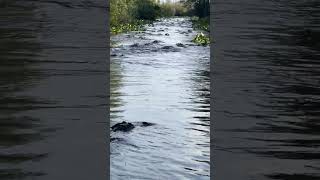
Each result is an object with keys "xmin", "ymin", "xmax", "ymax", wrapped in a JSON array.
[
  {"xmin": 0, "ymin": 1, "xmax": 108, "ymax": 179},
  {"xmin": 213, "ymin": 0, "xmax": 320, "ymax": 179},
  {"xmin": 111, "ymin": 18, "xmax": 210, "ymax": 179},
  {"xmin": 0, "ymin": 2, "xmax": 49, "ymax": 178}
]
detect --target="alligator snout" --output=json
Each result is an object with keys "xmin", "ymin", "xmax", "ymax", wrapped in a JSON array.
[
  {"xmin": 111, "ymin": 121, "xmax": 155, "ymax": 132},
  {"xmin": 111, "ymin": 121, "xmax": 134, "ymax": 132}
]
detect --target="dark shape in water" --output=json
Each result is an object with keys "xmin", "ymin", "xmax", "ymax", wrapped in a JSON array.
[
  {"xmin": 144, "ymin": 40, "xmax": 162, "ymax": 46},
  {"xmin": 139, "ymin": 36, "xmax": 147, "ymax": 39},
  {"xmin": 110, "ymin": 137, "xmax": 124, "ymax": 142},
  {"xmin": 165, "ymin": 33, "xmax": 169, "ymax": 36},
  {"xmin": 152, "ymin": 40, "xmax": 161, "ymax": 44},
  {"xmin": 130, "ymin": 43, "xmax": 139, "ymax": 47},
  {"xmin": 140, "ymin": 122, "xmax": 154, "ymax": 127},
  {"xmin": 160, "ymin": 45, "xmax": 180, "ymax": 52},
  {"xmin": 111, "ymin": 121, "xmax": 135, "ymax": 132},
  {"xmin": 176, "ymin": 43, "xmax": 186, "ymax": 48},
  {"xmin": 111, "ymin": 121, "xmax": 155, "ymax": 133},
  {"xmin": 162, "ymin": 46, "xmax": 174, "ymax": 49}
]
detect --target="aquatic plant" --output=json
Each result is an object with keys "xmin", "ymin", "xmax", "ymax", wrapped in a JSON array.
[
  {"xmin": 190, "ymin": 16, "xmax": 210, "ymax": 46},
  {"xmin": 192, "ymin": 32, "xmax": 210, "ymax": 46},
  {"xmin": 111, "ymin": 20, "xmax": 148, "ymax": 35}
]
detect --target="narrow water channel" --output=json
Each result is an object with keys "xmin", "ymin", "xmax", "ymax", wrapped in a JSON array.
[{"xmin": 110, "ymin": 17, "xmax": 210, "ymax": 179}]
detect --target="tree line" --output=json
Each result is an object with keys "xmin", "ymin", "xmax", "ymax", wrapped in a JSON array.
[{"xmin": 110, "ymin": 0, "xmax": 210, "ymax": 34}]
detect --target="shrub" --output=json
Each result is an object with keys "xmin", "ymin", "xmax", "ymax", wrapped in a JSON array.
[
  {"xmin": 159, "ymin": 3, "xmax": 175, "ymax": 17},
  {"xmin": 191, "ymin": 16, "xmax": 209, "ymax": 32},
  {"xmin": 110, "ymin": 0, "xmax": 136, "ymax": 27},
  {"xmin": 184, "ymin": 0, "xmax": 210, "ymax": 18},
  {"xmin": 174, "ymin": 3, "xmax": 188, "ymax": 16},
  {"xmin": 135, "ymin": 0, "xmax": 161, "ymax": 21},
  {"xmin": 160, "ymin": 2, "xmax": 188, "ymax": 17}
]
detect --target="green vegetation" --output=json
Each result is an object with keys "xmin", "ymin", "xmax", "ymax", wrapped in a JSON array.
[
  {"xmin": 191, "ymin": 16, "xmax": 209, "ymax": 32},
  {"xmin": 192, "ymin": 32, "xmax": 210, "ymax": 46},
  {"xmin": 184, "ymin": 0, "xmax": 210, "ymax": 18},
  {"xmin": 185, "ymin": 0, "xmax": 210, "ymax": 45},
  {"xmin": 110, "ymin": 0, "xmax": 175, "ymax": 34},
  {"xmin": 159, "ymin": 2, "xmax": 188, "ymax": 17},
  {"xmin": 110, "ymin": 0, "xmax": 211, "ymax": 46},
  {"xmin": 111, "ymin": 20, "xmax": 148, "ymax": 35},
  {"xmin": 110, "ymin": 0, "xmax": 158, "ymax": 34},
  {"xmin": 111, "ymin": 0, "xmax": 184, "ymax": 34},
  {"xmin": 110, "ymin": 0, "xmax": 191, "ymax": 35},
  {"xmin": 135, "ymin": 0, "xmax": 161, "ymax": 20}
]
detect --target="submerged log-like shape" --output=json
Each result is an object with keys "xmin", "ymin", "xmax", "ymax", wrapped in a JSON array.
[
  {"xmin": 140, "ymin": 122, "xmax": 154, "ymax": 127},
  {"xmin": 111, "ymin": 121, "xmax": 155, "ymax": 132},
  {"xmin": 176, "ymin": 43, "xmax": 186, "ymax": 47},
  {"xmin": 111, "ymin": 121, "xmax": 135, "ymax": 132}
]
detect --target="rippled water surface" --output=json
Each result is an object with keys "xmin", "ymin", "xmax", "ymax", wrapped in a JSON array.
[
  {"xmin": 0, "ymin": 1, "xmax": 107, "ymax": 179},
  {"xmin": 110, "ymin": 18, "xmax": 210, "ymax": 179},
  {"xmin": 213, "ymin": 0, "xmax": 320, "ymax": 179}
]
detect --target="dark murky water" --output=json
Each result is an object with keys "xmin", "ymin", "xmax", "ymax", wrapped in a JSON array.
[
  {"xmin": 213, "ymin": 0, "xmax": 320, "ymax": 179},
  {"xmin": 110, "ymin": 18, "xmax": 210, "ymax": 179},
  {"xmin": 0, "ymin": 1, "xmax": 107, "ymax": 179}
]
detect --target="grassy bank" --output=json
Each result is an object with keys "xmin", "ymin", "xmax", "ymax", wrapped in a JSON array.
[
  {"xmin": 110, "ymin": 0, "xmax": 156, "ymax": 34},
  {"xmin": 111, "ymin": 0, "xmax": 188, "ymax": 35},
  {"xmin": 110, "ymin": 0, "xmax": 210, "ymax": 45},
  {"xmin": 184, "ymin": 0, "xmax": 210, "ymax": 46},
  {"xmin": 191, "ymin": 16, "xmax": 209, "ymax": 32},
  {"xmin": 190, "ymin": 17, "xmax": 210, "ymax": 46},
  {"xmin": 110, "ymin": 0, "xmax": 192, "ymax": 35}
]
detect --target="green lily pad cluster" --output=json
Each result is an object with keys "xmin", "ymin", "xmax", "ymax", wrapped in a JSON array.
[
  {"xmin": 111, "ymin": 20, "xmax": 149, "ymax": 35},
  {"xmin": 192, "ymin": 32, "xmax": 210, "ymax": 46}
]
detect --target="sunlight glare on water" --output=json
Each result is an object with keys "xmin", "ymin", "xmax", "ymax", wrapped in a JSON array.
[{"xmin": 110, "ymin": 17, "xmax": 210, "ymax": 179}]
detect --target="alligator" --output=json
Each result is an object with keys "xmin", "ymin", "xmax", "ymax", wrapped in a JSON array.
[
  {"xmin": 111, "ymin": 121, "xmax": 155, "ymax": 132},
  {"xmin": 176, "ymin": 43, "xmax": 186, "ymax": 48}
]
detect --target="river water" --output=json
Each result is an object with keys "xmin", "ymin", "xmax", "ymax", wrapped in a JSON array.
[
  {"xmin": 213, "ymin": 0, "xmax": 320, "ymax": 179},
  {"xmin": 110, "ymin": 17, "xmax": 210, "ymax": 179},
  {"xmin": 0, "ymin": 1, "xmax": 108, "ymax": 179}
]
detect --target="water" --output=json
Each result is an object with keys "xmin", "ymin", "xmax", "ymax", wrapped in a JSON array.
[
  {"xmin": 213, "ymin": 0, "xmax": 320, "ymax": 179},
  {"xmin": 0, "ymin": 1, "xmax": 107, "ymax": 179},
  {"xmin": 110, "ymin": 18, "xmax": 210, "ymax": 179}
]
